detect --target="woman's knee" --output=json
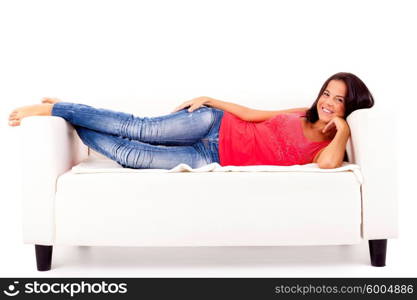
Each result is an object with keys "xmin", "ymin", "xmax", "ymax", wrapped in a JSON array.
[{"xmin": 190, "ymin": 106, "xmax": 216, "ymax": 128}]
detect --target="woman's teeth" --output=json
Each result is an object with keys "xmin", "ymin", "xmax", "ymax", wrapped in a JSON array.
[{"xmin": 322, "ymin": 107, "xmax": 333, "ymax": 114}]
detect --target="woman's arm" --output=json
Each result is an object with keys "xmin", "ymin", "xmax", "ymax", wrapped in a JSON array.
[
  {"xmin": 173, "ymin": 96, "xmax": 307, "ymax": 122},
  {"xmin": 313, "ymin": 118, "xmax": 351, "ymax": 169},
  {"xmin": 206, "ymin": 97, "xmax": 308, "ymax": 122}
]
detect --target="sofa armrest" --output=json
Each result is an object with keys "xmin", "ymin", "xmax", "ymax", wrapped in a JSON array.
[
  {"xmin": 346, "ymin": 108, "xmax": 398, "ymax": 239},
  {"xmin": 20, "ymin": 116, "xmax": 88, "ymax": 244}
]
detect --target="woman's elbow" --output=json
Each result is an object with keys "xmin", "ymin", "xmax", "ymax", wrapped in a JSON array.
[{"xmin": 317, "ymin": 160, "xmax": 342, "ymax": 169}]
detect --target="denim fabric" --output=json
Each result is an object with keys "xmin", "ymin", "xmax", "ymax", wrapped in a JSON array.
[{"xmin": 51, "ymin": 102, "xmax": 224, "ymax": 169}]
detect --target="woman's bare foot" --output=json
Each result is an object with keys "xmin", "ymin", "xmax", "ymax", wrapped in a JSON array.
[
  {"xmin": 41, "ymin": 97, "xmax": 62, "ymax": 104},
  {"xmin": 8, "ymin": 103, "xmax": 53, "ymax": 127}
]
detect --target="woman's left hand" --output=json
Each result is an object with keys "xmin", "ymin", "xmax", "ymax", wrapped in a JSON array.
[
  {"xmin": 322, "ymin": 116, "xmax": 350, "ymax": 136},
  {"xmin": 171, "ymin": 96, "xmax": 211, "ymax": 113}
]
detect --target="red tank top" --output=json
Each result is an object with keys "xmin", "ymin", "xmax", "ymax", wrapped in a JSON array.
[{"xmin": 218, "ymin": 111, "xmax": 331, "ymax": 166}]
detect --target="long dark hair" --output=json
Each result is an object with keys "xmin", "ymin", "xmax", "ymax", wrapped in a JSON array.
[{"xmin": 305, "ymin": 72, "xmax": 375, "ymax": 123}]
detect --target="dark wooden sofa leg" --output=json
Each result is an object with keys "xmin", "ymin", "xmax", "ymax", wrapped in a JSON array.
[
  {"xmin": 368, "ymin": 239, "xmax": 387, "ymax": 267},
  {"xmin": 35, "ymin": 245, "xmax": 53, "ymax": 271}
]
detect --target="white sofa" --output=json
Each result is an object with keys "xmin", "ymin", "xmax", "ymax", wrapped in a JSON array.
[{"xmin": 19, "ymin": 102, "xmax": 397, "ymax": 271}]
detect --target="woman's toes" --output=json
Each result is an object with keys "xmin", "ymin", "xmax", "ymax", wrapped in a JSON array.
[
  {"xmin": 8, "ymin": 110, "xmax": 20, "ymax": 120},
  {"xmin": 8, "ymin": 119, "xmax": 21, "ymax": 127},
  {"xmin": 8, "ymin": 112, "xmax": 17, "ymax": 120}
]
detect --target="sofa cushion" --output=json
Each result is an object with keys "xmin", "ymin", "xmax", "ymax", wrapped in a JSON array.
[
  {"xmin": 71, "ymin": 156, "xmax": 363, "ymax": 184},
  {"xmin": 54, "ymin": 158, "xmax": 363, "ymax": 247}
]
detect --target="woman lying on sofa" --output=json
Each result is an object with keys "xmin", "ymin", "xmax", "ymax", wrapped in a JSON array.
[{"xmin": 8, "ymin": 72, "xmax": 374, "ymax": 169}]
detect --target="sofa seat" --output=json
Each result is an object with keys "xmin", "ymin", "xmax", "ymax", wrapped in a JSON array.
[{"xmin": 54, "ymin": 162, "xmax": 362, "ymax": 247}]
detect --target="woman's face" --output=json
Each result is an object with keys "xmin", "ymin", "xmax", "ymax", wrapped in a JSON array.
[{"xmin": 316, "ymin": 79, "xmax": 347, "ymax": 122}]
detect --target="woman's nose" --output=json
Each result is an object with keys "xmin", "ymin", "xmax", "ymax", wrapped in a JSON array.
[
  {"xmin": 328, "ymin": 98, "xmax": 338, "ymax": 105},
  {"xmin": 325, "ymin": 101, "xmax": 334, "ymax": 108}
]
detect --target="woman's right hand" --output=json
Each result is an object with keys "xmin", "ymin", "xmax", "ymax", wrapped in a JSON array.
[{"xmin": 171, "ymin": 96, "xmax": 211, "ymax": 113}]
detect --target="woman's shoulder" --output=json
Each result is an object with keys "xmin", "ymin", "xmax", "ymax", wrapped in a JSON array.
[
  {"xmin": 269, "ymin": 108, "xmax": 308, "ymax": 119},
  {"xmin": 291, "ymin": 109, "xmax": 308, "ymax": 117},
  {"xmin": 273, "ymin": 109, "xmax": 308, "ymax": 121}
]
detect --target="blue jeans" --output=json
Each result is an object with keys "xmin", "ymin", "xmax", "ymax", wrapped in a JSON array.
[{"xmin": 51, "ymin": 102, "xmax": 224, "ymax": 169}]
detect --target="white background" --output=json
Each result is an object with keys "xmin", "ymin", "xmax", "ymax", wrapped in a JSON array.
[{"xmin": 0, "ymin": 0, "xmax": 416, "ymax": 276}]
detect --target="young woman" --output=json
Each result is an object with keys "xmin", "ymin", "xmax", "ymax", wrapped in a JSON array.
[{"xmin": 8, "ymin": 72, "xmax": 374, "ymax": 169}]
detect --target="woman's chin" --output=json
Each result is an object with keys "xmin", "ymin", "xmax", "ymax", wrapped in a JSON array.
[{"xmin": 319, "ymin": 115, "xmax": 332, "ymax": 122}]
